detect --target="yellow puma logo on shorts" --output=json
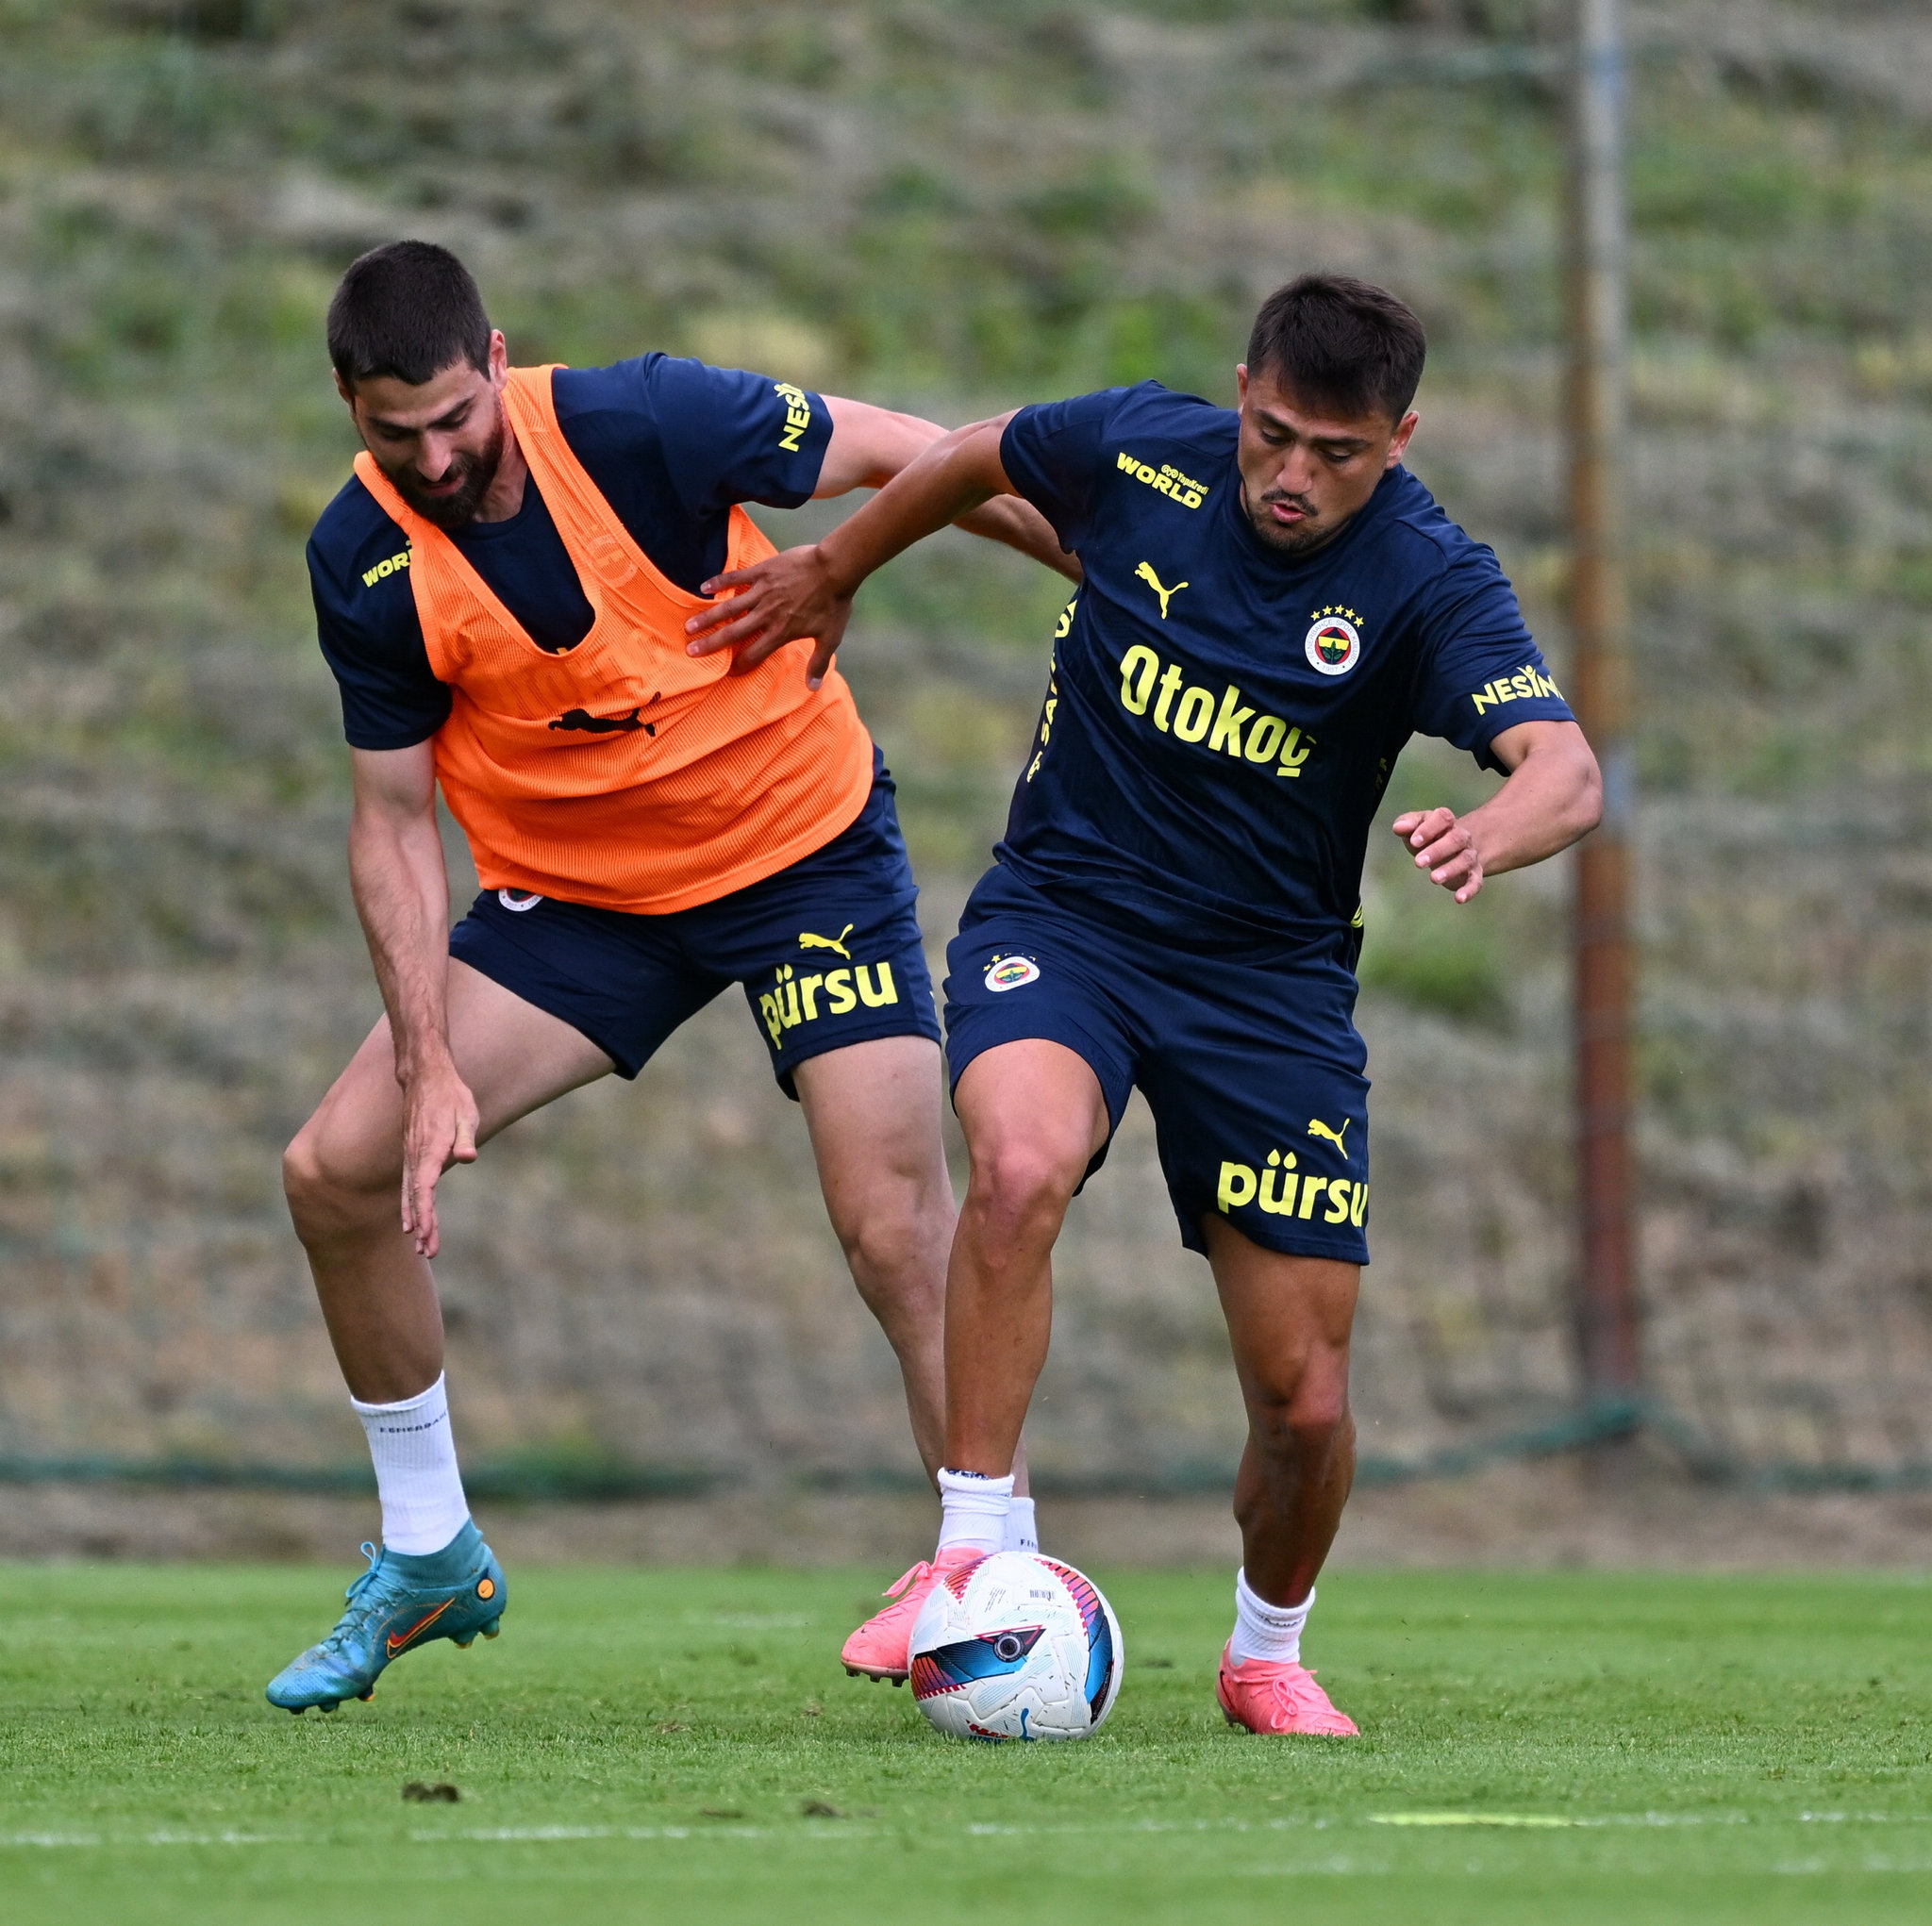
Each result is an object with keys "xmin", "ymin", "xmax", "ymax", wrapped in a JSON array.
[
  {"xmin": 1307, "ymin": 1117, "xmax": 1351, "ymax": 1155},
  {"xmin": 798, "ymin": 923, "xmax": 855, "ymax": 959}
]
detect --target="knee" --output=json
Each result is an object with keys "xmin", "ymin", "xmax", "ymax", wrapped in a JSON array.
[
  {"xmin": 282, "ymin": 1123, "xmax": 389, "ymax": 1241},
  {"xmin": 964, "ymin": 1132, "xmax": 1087, "ymax": 1248},
  {"xmin": 828, "ymin": 1174, "xmax": 950, "ymax": 1301},
  {"xmin": 1248, "ymin": 1353, "xmax": 1353, "ymax": 1463}
]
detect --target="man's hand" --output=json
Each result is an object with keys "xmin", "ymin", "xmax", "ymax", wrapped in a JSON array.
[
  {"xmin": 397, "ymin": 1050, "xmax": 480, "ymax": 1258},
  {"xmin": 1393, "ymin": 805, "xmax": 1485, "ymax": 904},
  {"xmin": 1391, "ymin": 720, "xmax": 1604, "ymax": 906},
  {"xmin": 346, "ymin": 741, "xmax": 479, "ymax": 1256},
  {"xmin": 685, "ymin": 543, "xmax": 850, "ymax": 688},
  {"xmin": 684, "ymin": 412, "xmax": 1023, "ymax": 689}
]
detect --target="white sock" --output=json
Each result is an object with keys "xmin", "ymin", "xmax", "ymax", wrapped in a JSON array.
[
  {"xmin": 350, "ymin": 1373, "xmax": 471, "ymax": 1556},
  {"xmin": 1229, "ymin": 1569, "xmax": 1314, "ymax": 1665},
  {"xmin": 1002, "ymin": 1495, "xmax": 1040, "ymax": 1554},
  {"xmin": 936, "ymin": 1467, "xmax": 1013, "ymax": 1557}
]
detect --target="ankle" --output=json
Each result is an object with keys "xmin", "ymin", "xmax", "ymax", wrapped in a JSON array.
[
  {"xmin": 383, "ymin": 1517, "xmax": 481, "ymax": 1577},
  {"xmin": 1228, "ymin": 1569, "xmax": 1315, "ymax": 1666},
  {"xmin": 936, "ymin": 1466, "xmax": 1014, "ymax": 1556}
]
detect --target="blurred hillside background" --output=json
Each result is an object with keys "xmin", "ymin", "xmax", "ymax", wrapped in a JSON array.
[{"xmin": 2, "ymin": 0, "xmax": 1930, "ymax": 1538}]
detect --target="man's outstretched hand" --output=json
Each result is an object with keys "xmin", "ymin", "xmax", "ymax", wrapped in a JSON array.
[
  {"xmin": 1392, "ymin": 805, "xmax": 1485, "ymax": 904},
  {"xmin": 684, "ymin": 544, "xmax": 849, "ymax": 689}
]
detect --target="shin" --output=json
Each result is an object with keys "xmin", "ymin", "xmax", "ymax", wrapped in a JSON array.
[
  {"xmin": 945, "ymin": 1041, "xmax": 1110, "ymax": 1479},
  {"xmin": 1208, "ymin": 1220, "xmax": 1360, "ymax": 1607},
  {"xmin": 797, "ymin": 1036, "xmax": 957, "ymax": 1478}
]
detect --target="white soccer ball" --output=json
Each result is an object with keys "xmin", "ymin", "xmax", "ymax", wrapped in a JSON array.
[{"xmin": 908, "ymin": 1551, "xmax": 1124, "ymax": 1742}]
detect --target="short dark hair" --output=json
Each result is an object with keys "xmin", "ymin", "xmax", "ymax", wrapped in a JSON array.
[
  {"xmin": 326, "ymin": 241, "xmax": 491, "ymax": 390},
  {"xmin": 1245, "ymin": 274, "xmax": 1426, "ymax": 423}
]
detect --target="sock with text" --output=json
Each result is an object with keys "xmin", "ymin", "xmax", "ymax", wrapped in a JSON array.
[
  {"xmin": 1229, "ymin": 1569, "xmax": 1314, "ymax": 1665},
  {"xmin": 936, "ymin": 1468, "xmax": 1014, "ymax": 1558},
  {"xmin": 350, "ymin": 1372, "xmax": 471, "ymax": 1557}
]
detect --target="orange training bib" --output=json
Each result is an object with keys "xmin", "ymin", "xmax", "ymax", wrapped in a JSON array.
[{"xmin": 352, "ymin": 366, "xmax": 874, "ymax": 913}]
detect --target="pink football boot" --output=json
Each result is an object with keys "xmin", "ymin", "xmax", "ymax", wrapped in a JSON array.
[
  {"xmin": 1216, "ymin": 1642, "xmax": 1360, "ymax": 1735},
  {"xmin": 841, "ymin": 1547, "xmax": 984, "ymax": 1685}
]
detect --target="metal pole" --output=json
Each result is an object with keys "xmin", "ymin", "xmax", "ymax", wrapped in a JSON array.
[{"xmin": 1566, "ymin": 0, "xmax": 1641, "ymax": 1414}]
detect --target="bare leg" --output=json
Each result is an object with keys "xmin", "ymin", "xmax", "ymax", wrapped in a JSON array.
[
  {"xmin": 943, "ymin": 1039, "xmax": 1111, "ymax": 1477},
  {"xmin": 1206, "ymin": 1215, "xmax": 1359, "ymax": 1607},
  {"xmin": 282, "ymin": 959, "xmax": 614, "ymax": 1403},
  {"xmin": 794, "ymin": 1036, "xmax": 957, "ymax": 1479}
]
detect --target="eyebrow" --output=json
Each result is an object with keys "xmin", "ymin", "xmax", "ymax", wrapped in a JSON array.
[
  {"xmin": 364, "ymin": 397, "xmax": 475, "ymax": 436},
  {"xmin": 1251, "ymin": 408, "xmax": 1373, "ymax": 452}
]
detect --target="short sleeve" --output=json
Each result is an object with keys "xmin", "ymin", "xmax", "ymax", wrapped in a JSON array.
[
  {"xmin": 641, "ymin": 357, "xmax": 832, "ymax": 514},
  {"xmin": 999, "ymin": 389, "xmax": 1129, "ymax": 552},
  {"xmin": 1407, "ymin": 547, "xmax": 1574, "ymax": 772},
  {"xmin": 308, "ymin": 532, "xmax": 451, "ymax": 750}
]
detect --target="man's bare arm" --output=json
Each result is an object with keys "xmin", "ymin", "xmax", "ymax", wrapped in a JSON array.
[
  {"xmin": 685, "ymin": 412, "xmax": 1023, "ymax": 688},
  {"xmin": 1391, "ymin": 719, "xmax": 1603, "ymax": 905},
  {"xmin": 347, "ymin": 742, "xmax": 478, "ymax": 1256},
  {"xmin": 815, "ymin": 396, "xmax": 1075, "ymax": 585}
]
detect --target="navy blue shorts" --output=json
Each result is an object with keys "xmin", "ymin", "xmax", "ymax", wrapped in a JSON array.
[
  {"xmin": 449, "ymin": 754, "xmax": 940, "ymax": 1097},
  {"xmin": 942, "ymin": 864, "xmax": 1371, "ymax": 1263}
]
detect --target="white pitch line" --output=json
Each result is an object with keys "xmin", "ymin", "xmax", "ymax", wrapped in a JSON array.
[
  {"xmin": 2, "ymin": 1811, "xmax": 1924, "ymax": 1852},
  {"xmin": 414, "ymin": 1825, "xmax": 778, "ymax": 1843},
  {"xmin": 1373, "ymin": 1814, "xmax": 1581, "ymax": 1829}
]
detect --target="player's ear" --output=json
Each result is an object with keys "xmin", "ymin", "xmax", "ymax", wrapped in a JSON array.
[
  {"xmin": 1235, "ymin": 363, "xmax": 1249, "ymax": 407},
  {"xmin": 333, "ymin": 367, "xmax": 356, "ymax": 408},
  {"xmin": 487, "ymin": 329, "xmax": 508, "ymax": 387},
  {"xmin": 1385, "ymin": 408, "xmax": 1420, "ymax": 468}
]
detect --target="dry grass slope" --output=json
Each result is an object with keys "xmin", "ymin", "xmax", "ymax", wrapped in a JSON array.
[{"xmin": 0, "ymin": 0, "xmax": 1928, "ymax": 1496}]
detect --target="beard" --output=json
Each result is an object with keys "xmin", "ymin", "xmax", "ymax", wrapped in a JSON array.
[
  {"xmin": 384, "ymin": 411, "xmax": 506, "ymax": 532},
  {"xmin": 1241, "ymin": 483, "xmax": 1337, "ymax": 558}
]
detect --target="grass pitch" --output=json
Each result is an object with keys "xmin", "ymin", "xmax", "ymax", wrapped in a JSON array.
[{"xmin": 1, "ymin": 1562, "xmax": 1927, "ymax": 1925}]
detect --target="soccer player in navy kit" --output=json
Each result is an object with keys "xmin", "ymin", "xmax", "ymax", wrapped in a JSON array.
[{"xmin": 691, "ymin": 274, "xmax": 1602, "ymax": 1730}]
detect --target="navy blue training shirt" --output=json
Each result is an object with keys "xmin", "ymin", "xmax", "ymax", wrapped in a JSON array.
[
  {"xmin": 307, "ymin": 357, "xmax": 835, "ymax": 749},
  {"xmin": 996, "ymin": 381, "xmax": 1574, "ymax": 950}
]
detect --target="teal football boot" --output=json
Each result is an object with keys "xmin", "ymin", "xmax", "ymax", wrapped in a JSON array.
[{"xmin": 265, "ymin": 1519, "xmax": 507, "ymax": 1714}]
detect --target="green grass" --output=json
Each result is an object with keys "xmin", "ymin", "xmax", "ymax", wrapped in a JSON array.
[{"xmin": 2, "ymin": 1565, "xmax": 1929, "ymax": 1923}]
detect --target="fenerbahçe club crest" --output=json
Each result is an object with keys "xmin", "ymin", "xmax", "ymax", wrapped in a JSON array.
[
  {"xmin": 1305, "ymin": 606, "xmax": 1363, "ymax": 677},
  {"xmin": 985, "ymin": 955, "xmax": 1041, "ymax": 993}
]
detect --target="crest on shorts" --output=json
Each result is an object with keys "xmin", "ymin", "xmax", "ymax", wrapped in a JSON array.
[
  {"xmin": 1305, "ymin": 607, "xmax": 1362, "ymax": 676},
  {"xmin": 985, "ymin": 955, "xmax": 1041, "ymax": 993},
  {"xmin": 498, "ymin": 888, "xmax": 542, "ymax": 913}
]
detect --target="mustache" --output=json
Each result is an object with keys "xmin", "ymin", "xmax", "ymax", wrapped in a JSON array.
[
  {"xmin": 387, "ymin": 420, "xmax": 504, "ymax": 530},
  {"xmin": 393, "ymin": 456, "xmax": 491, "ymax": 525}
]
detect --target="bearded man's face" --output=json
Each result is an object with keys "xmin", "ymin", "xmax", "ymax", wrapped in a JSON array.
[{"xmin": 340, "ymin": 337, "xmax": 509, "ymax": 533}]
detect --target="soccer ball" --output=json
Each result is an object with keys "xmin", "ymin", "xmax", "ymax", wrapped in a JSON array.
[{"xmin": 908, "ymin": 1551, "xmax": 1123, "ymax": 1741}]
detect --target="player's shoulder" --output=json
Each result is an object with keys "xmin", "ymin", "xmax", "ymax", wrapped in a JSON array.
[
  {"xmin": 552, "ymin": 352, "xmax": 791, "ymax": 423},
  {"xmin": 307, "ymin": 473, "xmax": 417, "ymax": 640},
  {"xmin": 1110, "ymin": 379, "xmax": 1234, "ymax": 440},
  {"xmin": 1369, "ymin": 466, "xmax": 1501, "ymax": 582},
  {"xmin": 1040, "ymin": 379, "xmax": 1227, "ymax": 455},
  {"xmin": 1008, "ymin": 381, "xmax": 1232, "ymax": 517},
  {"xmin": 550, "ymin": 352, "xmax": 665, "ymax": 422},
  {"xmin": 1102, "ymin": 377, "xmax": 1231, "ymax": 461},
  {"xmin": 551, "ymin": 352, "xmax": 813, "ymax": 478},
  {"xmin": 308, "ymin": 472, "xmax": 409, "ymax": 590}
]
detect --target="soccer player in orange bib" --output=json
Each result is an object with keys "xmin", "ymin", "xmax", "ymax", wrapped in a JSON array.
[{"xmin": 265, "ymin": 242, "xmax": 1074, "ymax": 1714}]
